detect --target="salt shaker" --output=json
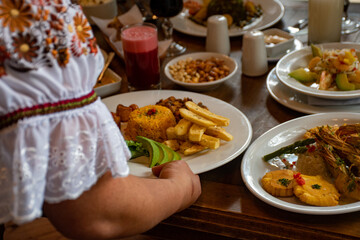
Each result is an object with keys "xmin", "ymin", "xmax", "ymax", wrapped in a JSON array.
[
  {"xmin": 241, "ymin": 30, "xmax": 268, "ymax": 77},
  {"xmin": 206, "ymin": 15, "xmax": 230, "ymax": 55}
]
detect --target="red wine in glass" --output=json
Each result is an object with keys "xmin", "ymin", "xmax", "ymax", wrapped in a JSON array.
[{"xmin": 150, "ymin": 0, "xmax": 186, "ymax": 56}]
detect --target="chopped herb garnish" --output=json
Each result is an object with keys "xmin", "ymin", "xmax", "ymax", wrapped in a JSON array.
[
  {"xmin": 278, "ymin": 178, "xmax": 291, "ymax": 187},
  {"xmin": 311, "ymin": 184, "xmax": 321, "ymax": 189}
]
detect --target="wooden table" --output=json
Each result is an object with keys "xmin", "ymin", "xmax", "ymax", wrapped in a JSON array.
[{"xmin": 4, "ymin": 1, "xmax": 360, "ymax": 239}]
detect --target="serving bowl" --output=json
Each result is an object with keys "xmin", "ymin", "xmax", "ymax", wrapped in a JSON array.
[
  {"xmin": 164, "ymin": 52, "xmax": 238, "ymax": 92},
  {"xmin": 80, "ymin": 0, "xmax": 118, "ymax": 24},
  {"xmin": 262, "ymin": 28, "xmax": 294, "ymax": 58}
]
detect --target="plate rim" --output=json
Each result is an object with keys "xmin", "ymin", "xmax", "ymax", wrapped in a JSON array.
[
  {"xmin": 171, "ymin": 0, "xmax": 285, "ymax": 37},
  {"xmin": 266, "ymin": 68, "xmax": 360, "ymax": 114},
  {"xmin": 102, "ymin": 90, "xmax": 253, "ymax": 176},
  {"xmin": 275, "ymin": 42, "xmax": 360, "ymax": 100},
  {"xmin": 241, "ymin": 112, "xmax": 360, "ymax": 215}
]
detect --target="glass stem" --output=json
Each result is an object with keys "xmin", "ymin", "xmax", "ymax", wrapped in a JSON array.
[{"xmin": 162, "ymin": 18, "xmax": 173, "ymax": 40}]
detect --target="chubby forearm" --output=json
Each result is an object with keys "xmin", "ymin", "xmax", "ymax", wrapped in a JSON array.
[{"xmin": 44, "ymin": 172, "xmax": 192, "ymax": 239}]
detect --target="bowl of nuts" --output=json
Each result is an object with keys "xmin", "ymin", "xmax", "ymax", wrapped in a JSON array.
[{"xmin": 164, "ymin": 52, "xmax": 238, "ymax": 91}]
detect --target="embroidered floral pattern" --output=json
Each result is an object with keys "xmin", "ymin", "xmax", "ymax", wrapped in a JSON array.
[
  {"xmin": 12, "ymin": 33, "xmax": 39, "ymax": 62},
  {"xmin": 0, "ymin": 0, "xmax": 98, "ymax": 75},
  {"xmin": 0, "ymin": 0, "xmax": 33, "ymax": 32}
]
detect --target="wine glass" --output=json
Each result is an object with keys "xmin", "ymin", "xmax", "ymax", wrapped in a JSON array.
[
  {"xmin": 342, "ymin": 0, "xmax": 360, "ymax": 35},
  {"xmin": 150, "ymin": 0, "xmax": 186, "ymax": 56}
]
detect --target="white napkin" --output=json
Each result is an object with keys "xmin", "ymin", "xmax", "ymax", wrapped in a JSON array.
[
  {"xmin": 307, "ymin": 95, "xmax": 360, "ymax": 106},
  {"xmin": 91, "ymin": 5, "xmax": 172, "ymax": 58}
]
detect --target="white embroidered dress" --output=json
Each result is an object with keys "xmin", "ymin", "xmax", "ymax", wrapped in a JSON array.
[{"xmin": 0, "ymin": 0, "xmax": 130, "ymax": 225}]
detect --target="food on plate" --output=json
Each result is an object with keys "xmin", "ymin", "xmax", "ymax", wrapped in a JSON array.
[
  {"xmin": 288, "ymin": 44, "xmax": 360, "ymax": 91},
  {"xmin": 165, "ymin": 101, "xmax": 233, "ymax": 155},
  {"xmin": 156, "ymin": 96, "xmax": 208, "ymax": 122},
  {"xmin": 261, "ymin": 169, "xmax": 295, "ymax": 197},
  {"xmin": 111, "ymin": 96, "xmax": 233, "ymax": 163},
  {"xmin": 125, "ymin": 105, "xmax": 176, "ymax": 142},
  {"xmin": 168, "ymin": 57, "xmax": 231, "ymax": 84},
  {"xmin": 293, "ymin": 173, "xmax": 340, "ymax": 206},
  {"xmin": 78, "ymin": 0, "xmax": 112, "ymax": 6},
  {"xmin": 264, "ymin": 34, "xmax": 290, "ymax": 46},
  {"xmin": 185, "ymin": 101, "xmax": 230, "ymax": 126},
  {"xmin": 135, "ymin": 136, "xmax": 181, "ymax": 167},
  {"xmin": 262, "ymin": 123, "xmax": 360, "ymax": 206},
  {"xmin": 185, "ymin": 0, "xmax": 262, "ymax": 28}
]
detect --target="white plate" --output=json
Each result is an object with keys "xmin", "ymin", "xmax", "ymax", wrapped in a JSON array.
[
  {"xmin": 164, "ymin": 52, "xmax": 238, "ymax": 92},
  {"xmin": 241, "ymin": 112, "xmax": 360, "ymax": 215},
  {"xmin": 102, "ymin": 90, "xmax": 252, "ymax": 177},
  {"xmin": 267, "ymin": 68, "xmax": 360, "ymax": 114},
  {"xmin": 276, "ymin": 42, "xmax": 360, "ymax": 100},
  {"xmin": 94, "ymin": 69, "xmax": 122, "ymax": 98},
  {"xmin": 171, "ymin": 0, "xmax": 284, "ymax": 37},
  {"xmin": 268, "ymin": 39, "xmax": 303, "ymax": 62}
]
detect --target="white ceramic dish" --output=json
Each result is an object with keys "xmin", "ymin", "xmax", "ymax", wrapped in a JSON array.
[
  {"xmin": 241, "ymin": 112, "xmax": 360, "ymax": 215},
  {"xmin": 94, "ymin": 68, "xmax": 122, "ymax": 98},
  {"xmin": 81, "ymin": 0, "xmax": 118, "ymax": 24},
  {"xmin": 266, "ymin": 68, "xmax": 360, "ymax": 114},
  {"xmin": 164, "ymin": 52, "xmax": 238, "ymax": 92},
  {"xmin": 276, "ymin": 42, "xmax": 360, "ymax": 100},
  {"xmin": 171, "ymin": 0, "xmax": 284, "ymax": 37},
  {"xmin": 263, "ymin": 28, "xmax": 295, "ymax": 57},
  {"xmin": 268, "ymin": 39, "xmax": 303, "ymax": 62},
  {"xmin": 102, "ymin": 90, "xmax": 252, "ymax": 178}
]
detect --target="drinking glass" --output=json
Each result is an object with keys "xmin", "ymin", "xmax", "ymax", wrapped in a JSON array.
[
  {"xmin": 121, "ymin": 23, "xmax": 160, "ymax": 91},
  {"xmin": 308, "ymin": 0, "xmax": 343, "ymax": 44},
  {"xmin": 150, "ymin": 0, "xmax": 186, "ymax": 56},
  {"xmin": 342, "ymin": 0, "xmax": 360, "ymax": 35}
]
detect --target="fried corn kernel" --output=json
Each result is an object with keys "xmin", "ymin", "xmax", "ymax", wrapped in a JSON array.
[{"xmin": 169, "ymin": 57, "xmax": 230, "ymax": 83}]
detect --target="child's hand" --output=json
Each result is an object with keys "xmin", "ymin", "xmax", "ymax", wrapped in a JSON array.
[{"xmin": 152, "ymin": 160, "xmax": 201, "ymax": 211}]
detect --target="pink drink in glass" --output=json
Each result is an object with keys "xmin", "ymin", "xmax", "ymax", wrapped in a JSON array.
[{"xmin": 121, "ymin": 23, "xmax": 160, "ymax": 90}]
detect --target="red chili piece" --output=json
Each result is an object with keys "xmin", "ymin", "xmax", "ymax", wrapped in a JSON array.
[
  {"xmin": 293, "ymin": 173, "xmax": 305, "ymax": 186},
  {"xmin": 146, "ymin": 108, "xmax": 157, "ymax": 116}
]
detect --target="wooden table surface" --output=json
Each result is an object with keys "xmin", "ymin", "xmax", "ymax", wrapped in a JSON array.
[{"xmin": 4, "ymin": 0, "xmax": 360, "ymax": 239}]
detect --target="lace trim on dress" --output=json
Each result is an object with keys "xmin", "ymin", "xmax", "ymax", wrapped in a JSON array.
[{"xmin": 0, "ymin": 99, "xmax": 130, "ymax": 225}]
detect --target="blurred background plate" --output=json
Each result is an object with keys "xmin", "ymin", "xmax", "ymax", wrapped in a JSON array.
[{"xmin": 171, "ymin": 0, "xmax": 284, "ymax": 37}]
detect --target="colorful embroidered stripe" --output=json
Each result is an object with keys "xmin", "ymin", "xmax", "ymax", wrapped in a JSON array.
[{"xmin": 0, "ymin": 90, "xmax": 97, "ymax": 130}]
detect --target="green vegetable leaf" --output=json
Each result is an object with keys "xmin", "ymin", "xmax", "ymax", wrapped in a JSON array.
[{"xmin": 126, "ymin": 140, "xmax": 149, "ymax": 159}]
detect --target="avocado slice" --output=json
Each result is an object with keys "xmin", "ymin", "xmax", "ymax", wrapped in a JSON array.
[
  {"xmin": 335, "ymin": 73, "xmax": 355, "ymax": 91},
  {"xmin": 136, "ymin": 136, "xmax": 163, "ymax": 167},
  {"xmin": 159, "ymin": 142, "xmax": 182, "ymax": 164},
  {"xmin": 289, "ymin": 68, "xmax": 317, "ymax": 83},
  {"xmin": 154, "ymin": 142, "xmax": 169, "ymax": 166},
  {"xmin": 311, "ymin": 44, "xmax": 322, "ymax": 57}
]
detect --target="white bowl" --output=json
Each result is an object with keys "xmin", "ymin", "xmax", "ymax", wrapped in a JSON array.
[
  {"xmin": 81, "ymin": 0, "xmax": 118, "ymax": 24},
  {"xmin": 164, "ymin": 52, "xmax": 238, "ymax": 92},
  {"xmin": 263, "ymin": 28, "xmax": 294, "ymax": 58}
]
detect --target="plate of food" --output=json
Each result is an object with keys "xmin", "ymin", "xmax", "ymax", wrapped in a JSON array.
[
  {"xmin": 171, "ymin": 0, "xmax": 284, "ymax": 37},
  {"xmin": 276, "ymin": 42, "xmax": 360, "ymax": 100},
  {"xmin": 266, "ymin": 68, "xmax": 360, "ymax": 114},
  {"xmin": 241, "ymin": 112, "xmax": 360, "ymax": 215},
  {"xmin": 102, "ymin": 90, "xmax": 252, "ymax": 177}
]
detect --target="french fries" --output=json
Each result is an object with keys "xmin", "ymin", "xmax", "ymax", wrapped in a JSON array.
[
  {"xmin": 175, "ymin": 119, "xmax": 192, "ymax": 136},
  {"xmin": 205, "ymin": 126, "xmax": 233, "ymax": 141},
  {"xmin": 179, "ymin": 108, "xmax": 216, "ymax": 128},
  {"xmin": 185, "ymin": 101, "xmax": 230, "ymax": 126},
  {"xmin": 166, "ymin": 101, "xmax": 233, "ymax": 156},
  {"xmin": 189, "ymin": 124, "xmax": 206, "ymax": 142}
]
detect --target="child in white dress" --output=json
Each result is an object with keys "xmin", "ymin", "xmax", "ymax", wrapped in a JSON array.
[{"xmin": 0, "ymin": 0, "xmax": 201, "ymax": 239}]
